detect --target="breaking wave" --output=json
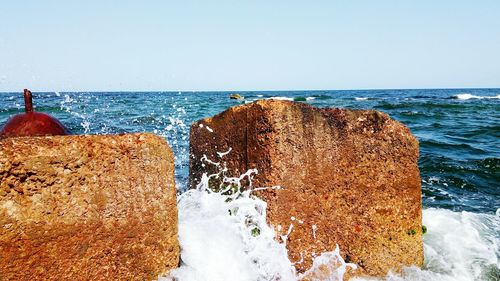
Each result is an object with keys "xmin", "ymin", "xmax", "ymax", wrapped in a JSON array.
[
  {"xmin": 162, "ymin": 157, "xmax": 355, "ymax": 281},
  {"xmin": 2, "ymin": 90, "xmax": 498, "ymax": 281},
  {"xmin": 452, "ymin": 93, "xmax": 500, "ymax": 100},
  {"xmin": 160, "ymin": 155, "xmax": 499, "ymax": 281},
  {"xmin": 267, "ymin": 97, "xmax": 295, "ymax": 101},
  {"xmin": 161, "ymin": 182, "xmax": 499, "ymax": 281},
  {"xmin": 355, "ymin": 97, "xmax": 369, "ymax": 101},
  {"xmin": 354, "ymin": 208, "xmax": 499, "ymax": 281}
]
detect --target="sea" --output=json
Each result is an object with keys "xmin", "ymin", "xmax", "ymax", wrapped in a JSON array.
[{"xmin": 0, "ymin": 89, "xmax": 499, "ymax": 281}]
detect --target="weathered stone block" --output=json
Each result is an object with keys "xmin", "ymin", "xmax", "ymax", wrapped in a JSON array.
[
  {"xmin": 189, "ymin": 100, "xmax": 423, "ymax": 278},
  {"xmin": 0, "ymin": 133, "xmax": 179, "ymax": 280}
]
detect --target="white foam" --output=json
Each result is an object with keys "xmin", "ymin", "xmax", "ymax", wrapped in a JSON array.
[
  {"xmin": 165, "ymin": 201, "xmax": 499, "ymax": 281},
  {"xmin": 162, "ymin": 156, "xmax": 356, "ymax": 281},
  {"xmin": 354, "ymin": 208, "xmax": 500, "ymax": 281},
  {"xmin": 159, "ymin": 155, "xmax": 499, "ymax": 281},
  {"xmin": 300, "ymin": 245, "xmax": 357, "ymax": 281},
  {"xmin": 306, "ymin": 97, "xmax": 316, "ymax": 101},
  {"xmin": 63, "ymin": 94, "xmax": 74, "ymax": 103},
  {"xmin": 454, "ymin": 93, "xmax": 500, "ymax": 100},
  {"xmin": 164, "ymin": 168, "xmax": 296, "ymax": 281},
  {"xmin": 267, "ymin": 97, "xmax": 294, "ymax": 101},
  {"xmin": 355, "ymin": 97, "xmax": 369, "ymax": 101}
]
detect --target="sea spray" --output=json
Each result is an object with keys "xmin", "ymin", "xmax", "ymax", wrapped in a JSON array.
[
  {"xmin": 417, "ymin": 208, "xmax": 499, "ymax": 281},
  {"xmin": 165, "ymin": 157, "xmax": 296, "ymax": 281},
  {"xmin": 298, "ymin": 245, "xmax": 357, "ymax": 281},
  {"xmin": 163, "ymin": 154, "xmax": 356, "ymax": 281},
  {"xmin": 163, "ymin": 155, "xmax": 499, "ymax": 281},
  {"xmin": 353, "ymin": 208, "xmax": 500, "ymax": 281},
  {"xmin": 36, "ymin": 91, "xmax": 499, "ymax": 281},
  {"xmin": 60, "ymin": 93, "xmax": 93, "ymax": 133}
]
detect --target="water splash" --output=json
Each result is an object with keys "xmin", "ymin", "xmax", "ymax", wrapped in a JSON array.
[
  {"xmin": 3, "ymin": 91, "xmax": 496, "ymax": 280},
  {"xmin": 163, "ymin": 153, "xmax": 499, "ymax": 281},
  {"xmin": 162, "ymin": 154, "xmax": 356, "ymax": 281},
  {"xmin": 299, "ymin": 245, "xmax": 357, "ymax": 281},
  {"xmin": 56, "ymin": 92, "xmax": 193, "ymax": 188},
  {"xmin": 353, "ymin": 208, "xmax": 500, "ymax": 281},
  {"xmin": 164, "ymin": 156, "xmax": 296, "ymax": 281},
  {"xmin": 60, "ymin": 94, "xmax": 94, "ymax": 134}
]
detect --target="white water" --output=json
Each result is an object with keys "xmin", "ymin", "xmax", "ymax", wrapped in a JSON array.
[
  {"xmin": 161, "ymin": 157, "xmax": 356, "ymax": 281},
  {"xmin": 354, "ymin": 208, "xmax": 499, "ymax": 281},
  {"xmin": 56, "ymin": 94, "xmax": 499, "ymax": 281},
  {"xmin": 267, "ymin": 97, "xmax": 295, "ymax": 101},
  {"xmin": 454, "ymin": 93, "xmax": 500, "ymax": 100},
  {"xmin": 165, "ymin": 184, "xmax": 297, "ymax": 281},
  {"xmin": 163, "ymin": 197, "xmax": 499, "ymax": 281},
  {"xmin": 160, "ymin": 160, "xmax": 499, "ymax": 281}
]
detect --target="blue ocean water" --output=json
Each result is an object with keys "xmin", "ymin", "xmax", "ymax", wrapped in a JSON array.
[
  {"xmin": 1, "ymin": 89, "xmax": 498, "ymax": 214},
  {"xmin": 1, "ymin": 89, "xmax": 499, "ymax": 281}
]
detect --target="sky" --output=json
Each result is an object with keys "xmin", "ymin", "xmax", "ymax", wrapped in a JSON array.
[{"xmin": 0, "ymin": 0, "xmax": 499, "ymax": 92}]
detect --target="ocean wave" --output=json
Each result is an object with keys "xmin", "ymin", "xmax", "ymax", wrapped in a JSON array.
[
  {"xmin": 419, "ymin": 139, "xmax": 487, "ymax": 154},
  {"xmin": 267, "ymin": 97, "xmax": 294, "ymax": 101},
  {"xmin": 452, "ymin": 93, "xmax": 500, "ymax": 100},
  {"xmin": 410, "ymin": 95, "xmax": 436, "ymax": 99},
  {"xmin": 292, "ymin": 97, "xmax": 316, "ymax": 102},
  {"xmin": 400, "ymin": 111, "xmax": 425, "ymax": 116},
  {"xmin": 165, "ymin": 159, "xmax": 354, "ymax": 281},
  {"xmin": 367, "ymin": 208, "xmax": 499, "ymax": 281},
  {"xmin": 165, "ymin": 185, "xmax": 500, "ymax": 281},
  {"xmin": 311, "ymin": 94, "xmax": 332, "ymax": 100},
  {"xmin": 165, "ymin": 166, "xmax": 296, "ymax": 281},
  {"xmin": 355, "ymin": 97, "xmax": 369, "ymax": 101},
  {"xmin": 376, "ymin": 102, "xmax": 457, "ymax": 110},
  {"xmin": 162, "ymin": 157, "xmax": 499, "ymax": 281}
]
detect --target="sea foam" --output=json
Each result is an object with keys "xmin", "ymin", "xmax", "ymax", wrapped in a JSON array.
[
  {"xmin": 165, "ymin": 202, "xmax": 499, "ymax": 281},
  {"xmin": 162, "ymin": 156, "xmax": 355, "ymax": 281},
  {"xmin": 267, "ymin": 97, "xmax": 295, "ymax": 101},
  {"xmin": 164, "ymin": 162, "xmax": 296, "ymax": 281},
  {"xmin": 354, "ymin": 208, "xmax": 499, "ymax": 281},
  {"xmin": 55, "ymin": 94, "xmax": 498, "ymax": 281},
  {"xmin": 453, "ymin": 93, "xmax": 500, "ymax": 100},
  {"xmin": 160, "ymin": 154, "xmax": 499, "ymax": 281},
  {"xmin": 162, "ymin": 183, "xmax": 499, "ymax": 281}
]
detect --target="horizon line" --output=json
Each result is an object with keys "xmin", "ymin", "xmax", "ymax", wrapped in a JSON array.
[{"xmin": 0, "ymin": 86, "xmax": 499, "ymax": 94}]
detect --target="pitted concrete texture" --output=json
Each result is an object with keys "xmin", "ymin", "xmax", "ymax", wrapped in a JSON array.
[
  {"xmin": 189, "ymin": 100, "xmax": 423, "ymax": 278},
  {"xmin": 0, "ymin": 133, "xmax": 179, "ymax": 280}
]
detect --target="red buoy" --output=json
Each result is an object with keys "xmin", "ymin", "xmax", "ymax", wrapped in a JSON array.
[{"xmin": 0, "ymin": 89, "xmax": 71, "ymax": 138}]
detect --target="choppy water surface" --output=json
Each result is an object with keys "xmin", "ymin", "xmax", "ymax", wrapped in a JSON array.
[{"xmin": 1, "ymin": 89, "xmax": 498, "ymax": 280}]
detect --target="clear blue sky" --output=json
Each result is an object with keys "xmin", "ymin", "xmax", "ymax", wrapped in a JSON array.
[{"xmin": 1, "ymin": 0, "xmax": 499, "ymax": 91}]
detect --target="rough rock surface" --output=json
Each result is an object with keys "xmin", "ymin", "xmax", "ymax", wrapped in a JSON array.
[
  {"xmin": 189, "ymin": 100, "xmax": 423, "ymax": 278},
  {"xmin": 0, "ymin": 133, "xmax": 179, "ymax": 280}
]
